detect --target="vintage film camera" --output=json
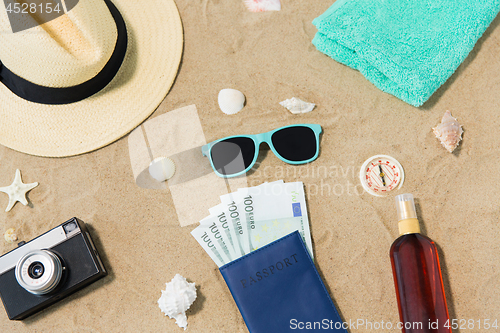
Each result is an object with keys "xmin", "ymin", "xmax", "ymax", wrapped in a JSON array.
[{"xmin": 0, "ymin": 218, "xmax": 107, "ymax": 320}]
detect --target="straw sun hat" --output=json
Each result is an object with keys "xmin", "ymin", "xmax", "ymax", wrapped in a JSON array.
[{"xmin": 0, "ymin": 0, "xmax": 183, "ymax": 157}]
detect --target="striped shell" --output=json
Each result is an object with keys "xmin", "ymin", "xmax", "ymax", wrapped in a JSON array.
[
  {"xmin": 149, "ymin": 157, "xmax": 176, "ymax": 182},
  {"xmin": 432, "ymin": 111, "xmax": 463, "ymax": 153},
  {"xmin": 218, "ymin": 89, "xmax": 245, "ymax": 115}
]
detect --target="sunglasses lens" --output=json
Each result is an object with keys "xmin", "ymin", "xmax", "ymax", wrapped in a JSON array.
[
  {"xmin": 271, "ymin": 126, "xmax": 318, "ymax": 162},
  {"xmin": 210, "ymin": 137, "xmax": 256, "ymax": 175}
]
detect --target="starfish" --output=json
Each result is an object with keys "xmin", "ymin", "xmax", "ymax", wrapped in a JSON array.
[{"xmin": 0, "ymin": 169, "xmax": 39, "ymax": 212}]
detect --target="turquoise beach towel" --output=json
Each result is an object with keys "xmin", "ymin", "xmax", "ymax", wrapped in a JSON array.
[{"xmin": 312, "ymin": 0, "xmax": 500, "ymax": 107}]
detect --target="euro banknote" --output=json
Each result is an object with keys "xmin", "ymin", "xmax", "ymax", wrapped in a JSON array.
[{"xmin": 191, "ymin": 180, "xmax": 312, "ymax": 267}]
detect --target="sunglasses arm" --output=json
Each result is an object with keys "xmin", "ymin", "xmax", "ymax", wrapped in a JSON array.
[{"xmin": 201, "ymin": 143, "xmax": 211, "ymax": 157}]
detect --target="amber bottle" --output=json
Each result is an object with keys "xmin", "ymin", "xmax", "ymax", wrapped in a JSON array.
[{"xmin": 390, "ymin": 194, "xmax": 451, "ymax": 333}]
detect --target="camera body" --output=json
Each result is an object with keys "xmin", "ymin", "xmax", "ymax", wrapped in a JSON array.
[{"xmin": 0, "ymin": 218, "xmax": 107, "ymax": 320}]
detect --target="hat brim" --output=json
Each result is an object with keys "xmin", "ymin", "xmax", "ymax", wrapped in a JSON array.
[{"xmin": 0, "ymin": 0, "xmax": 183, "ymax": 157}]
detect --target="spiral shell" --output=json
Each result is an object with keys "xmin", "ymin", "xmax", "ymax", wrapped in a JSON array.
[
  {"xmin": 432, "ymin": 111, "xmax": 463, "ymax": 153},
  {"xmin": 158, "ymin": 274, "xmax": 197, "ymax": 330},
  {"xmin": 4, "ymin": 228, "xmax": 17, "ymax": 243}
]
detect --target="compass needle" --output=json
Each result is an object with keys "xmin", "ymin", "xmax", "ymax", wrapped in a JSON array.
[{"xmin": 378, "ymin": 164, "xmax": 386, "ymax": 186}]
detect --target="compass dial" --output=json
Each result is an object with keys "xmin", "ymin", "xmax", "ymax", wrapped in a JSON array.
[{"xmin": 360, "ymin": 155, "xmax": 404, "ymax": 197}]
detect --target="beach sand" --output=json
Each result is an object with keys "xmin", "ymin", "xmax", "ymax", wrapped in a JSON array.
[{"xmin": 1, "ymin": 0, "xmax": 499, "ymax": 332}]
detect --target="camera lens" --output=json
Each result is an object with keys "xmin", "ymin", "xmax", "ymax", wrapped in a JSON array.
[
  {"xmin": 28, "ymin": 262, "xmax": 45, "ymax": 279},
  {"xmin": 15, "ymin": 250, "xmax": 63, "ymax": 295}
]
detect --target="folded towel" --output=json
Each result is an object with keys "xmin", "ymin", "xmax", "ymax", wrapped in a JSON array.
[{"xmin": 312, "ymin": 0, "xmax": 500, "ymax": 107}]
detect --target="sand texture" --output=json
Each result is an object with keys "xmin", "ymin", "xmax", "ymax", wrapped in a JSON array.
[{"xmin": 1, "ymin": 0, "xmax": 500, "ymax": 332}]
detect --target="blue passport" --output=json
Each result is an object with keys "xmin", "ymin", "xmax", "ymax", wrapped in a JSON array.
[{"xmin": 219, "ymin": 231, "xmax": 346, "ymax": 333}]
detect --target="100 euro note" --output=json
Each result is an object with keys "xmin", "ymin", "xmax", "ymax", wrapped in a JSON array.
[
  {"xmin": 236, "ymin": 181, "xmax": 313, "ymax": 258},
  {"xmin": 192, "ymin": 182, "xmax": 281, "ymax": 265},
  {"xmin": 208, "ymin": 204, "xmax": 244, "ymax": 258},
  {"xmin": 249, "ymin": 217, "xmax": 307, "ymax": 252},
  {"xmin": 191, "ymin": 217, "xmax": 233, "ymax": 267},
  {"xmin": 219, "ymin": 181, "xmax": 283, "ymax": 255},
  {"xmin": 192, "ymin": 181, "xmax": 313, "ymax": 265},
  {"xmin": 200, "ymin": 215, "xmax": 236, "ymax": 261}
]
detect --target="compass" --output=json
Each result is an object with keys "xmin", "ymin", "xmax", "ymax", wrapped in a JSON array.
[{"xmin": 360, "ymin": 155, "xmax": 405, "ymax": 197}]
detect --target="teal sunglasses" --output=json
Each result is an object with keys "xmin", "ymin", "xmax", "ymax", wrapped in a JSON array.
[{"xmin": 202, "ymin": 124, "xmax": 322, "ymax": 178}]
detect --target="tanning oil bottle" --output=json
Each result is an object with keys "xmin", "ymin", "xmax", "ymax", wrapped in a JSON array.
[{"xmin": 390, "ymin": 194, "xmax": 452, "ymax": 333}]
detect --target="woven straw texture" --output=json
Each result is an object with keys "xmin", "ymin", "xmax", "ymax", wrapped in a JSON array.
[
  {"xmin": 0, "ymin": 0, "xmax": 118, "ymax": 87},
  {"xmin": 0, "ymin": 0, "xmax": 183, "ymax": 157}
]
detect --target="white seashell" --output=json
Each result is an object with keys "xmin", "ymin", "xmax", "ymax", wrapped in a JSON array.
[
  {"xmin": 218, "ymin": 89, "xmax": 245, "ymax": 115},
  {"xmin": 4, "ymin": 228, "xmax": 17, "ymax": 243},
  {"xmin": 432, "ymin": 110, "xmax": 463, "ymax": 153},
  {"xmin": 244, "ymin": 0, "xmax": 281, "ymax": 12},
  {"xmin": 149, "ymin": 157, "xmax": 176, "ymax": 182},
  {"xmin": 279, "ymin": 97, "xmax": 315, "ymax": 114},
  {"xmin": 158, "ymin": 274, "xmax": 197, "ymax": 330}
]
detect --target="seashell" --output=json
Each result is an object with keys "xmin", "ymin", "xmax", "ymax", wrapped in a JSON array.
[
  {"xmin": 4, "ymin": 228, "xmax": 17, "ymax": 243},
  {"xmin": 432, "ymin": 110, "xmax": 463, "ymax": 153},
  {"xmin": 149, "ymin": 157, "xmax": 176, "ymax": 182},
  {"xmin": 279, "ymin": 97, "xmax": 315, "ymax": 114},
  {"xmin": 158, "ymin": 274, "xmax": 197, "ymax": 330},
  {"xmin": 218, "ymin": 89, "xmax": 245, "ymax": 115},
  {"xmin": 244, "ymin": 0, "xmax": 281, "ymax": 12}
]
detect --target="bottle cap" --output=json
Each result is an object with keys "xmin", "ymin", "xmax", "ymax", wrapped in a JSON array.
[{"xmin": 395, "ymin": 193, "xmax": 417, "ymax": 221}]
